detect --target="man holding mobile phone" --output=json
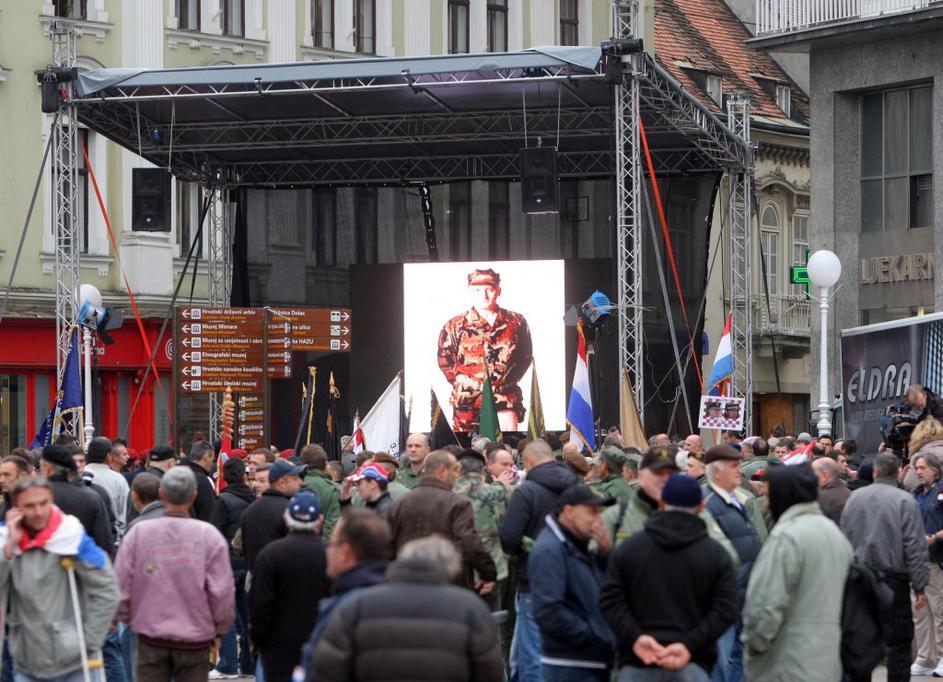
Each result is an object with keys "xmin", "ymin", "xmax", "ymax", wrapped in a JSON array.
[{"xmin": 0, "ymin": 477, "xmax": 120, "ymax": 682}]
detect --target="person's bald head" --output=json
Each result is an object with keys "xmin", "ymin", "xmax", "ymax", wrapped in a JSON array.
[
  {"xmin": 405, "ymin": 433, "xmax": 431, "ymax": 466},
  {"xmin": 522, "ymin": 440, "xmax": 554, "ymax": 470},
  {"xmin": 422, "ymin": 450, "xmax": 461, "ymax": 487},
  {"xmin": 812, "ymin": 457, "xmax": 842, "ymax": 487}
]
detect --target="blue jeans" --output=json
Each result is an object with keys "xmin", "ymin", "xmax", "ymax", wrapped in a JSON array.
[
  {"xmin": 14, "ymin": 669, "xmax": 104, "ymax": 682},
  {"xmin": 216, "ymin": 569, "xmax": 252, "ymax": 675},
  {"xmin": 254, "ymin": 655, "xmax": 264, "ymax": 682},
  {"xmin": 102, "ymin": 627, "xmax": 127, "ymax": 682},
  {"xmin": 118, "ymin": 627, "xmax": 136, "ymax": 682},
  {"xmin": 509, "ymin": 592, "xmax": 542, "ymax": 682},
  {"xmin": 2, "ymin": 642, "xmax": 13, "ymax": 682},
  {"xmin": 711, "ymin": 622, "xmax": 744, "ymax": 682},
  {"xmin": 541, "ymin": 665, "xmax": 609, "ymax": 681}
]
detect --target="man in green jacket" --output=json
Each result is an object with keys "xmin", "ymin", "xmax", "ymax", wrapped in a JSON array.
[
  {"xmin": 301, "ymin": 444, "xmax": 341, "ymax": 538},
  {"xmin": 591, "ymin": 447, "xmax": 634, "ymax": 504},
  {"xmin": 742, "ymin": 464, "xmax": 853, "ymax": 682},
  {"xmin": 602, "ymin": 446, "xmax": 740, "ymax": 566},
  {"xmin": 398, "ymin": 433, "xmax": 431, "ymax": 490}
]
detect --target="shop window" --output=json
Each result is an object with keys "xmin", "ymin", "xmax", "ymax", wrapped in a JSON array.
[
  {"xmin": 487, "ymin": 0, "xmax": 508, "ymax": 53},
  {"xmin": 0, "ymin": 375, "xmax": 27, "ymax": 453},
  {"xmin": 860, "ymin": 85, "xmax": 933, "ymax": 232}
]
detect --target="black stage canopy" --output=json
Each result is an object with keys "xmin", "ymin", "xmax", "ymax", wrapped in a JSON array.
[{"xmin": 73, "ymin": 46, "xmax": 749, "ymax": 187}]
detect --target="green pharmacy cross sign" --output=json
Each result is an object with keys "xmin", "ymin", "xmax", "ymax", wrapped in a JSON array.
[{"xmin": 790, "ymin": 249, "xmax": 811, "ymax": 298}]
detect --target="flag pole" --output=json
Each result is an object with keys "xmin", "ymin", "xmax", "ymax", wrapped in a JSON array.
[{"xmin": 306, "ymin": 367, "xmax": 317, "ymax": 446}]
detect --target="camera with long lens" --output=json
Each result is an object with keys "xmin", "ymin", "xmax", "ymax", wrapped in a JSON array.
[{"xmin": 881, "ymin": 402, "xmax": 919, "ymax": 463}]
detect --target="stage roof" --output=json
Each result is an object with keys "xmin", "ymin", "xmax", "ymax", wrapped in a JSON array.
[{"xmin": 73, "ymin": 46, "xmax": 750, "ymax": 187}]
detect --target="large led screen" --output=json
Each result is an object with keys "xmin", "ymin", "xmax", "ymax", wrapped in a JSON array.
[{"xmin": 404, "ymin": 260, "xmax": 566, "ymax": 433}]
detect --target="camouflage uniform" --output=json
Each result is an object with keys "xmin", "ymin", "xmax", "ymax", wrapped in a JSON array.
[
  {"xmin": 397, "ymin": 465, "xmax": 422, "ymax": 490},
  {"xmin": 602, "ymin": 489, "xmax": 741, "ymax": 567},
  {"xmin": 453, "ymin": 472, "xmax": 509, "ymax": 581},
  {"xmin": 591, "ymin": 475, "xmax": 634, "ymax": 505},
  {"xmin": 437, "ymin": 306, "xmax": 533, "ymax": 432}
]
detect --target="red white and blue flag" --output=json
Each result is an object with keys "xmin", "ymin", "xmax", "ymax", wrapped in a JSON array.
[
  {"xmin": 567, "ymin": 322, "xmax": 595, "ymax": 452},
  {"xmin": 707, "ymin": 313, "xmax": 734, "ymax": 397},
  {"xmin": 0, "ymin": 507, "xmax": 107, "ymax": 569}
]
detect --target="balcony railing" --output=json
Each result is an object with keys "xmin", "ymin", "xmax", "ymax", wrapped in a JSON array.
[
  {"xmin": 756, "ymin": 0, "xmax": 935, "ymax": 35},
  {"xmin": 753, "ymin": 293, "xmax": 811, "ymax": 337}
]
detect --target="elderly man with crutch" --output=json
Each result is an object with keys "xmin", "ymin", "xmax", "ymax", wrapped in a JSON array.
[{"xmin": 0, "ymin": 476, "xmax": 120, "ymax": 682}]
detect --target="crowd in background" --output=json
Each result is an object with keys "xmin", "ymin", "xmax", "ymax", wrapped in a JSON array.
[{"xmin": 4, "ymin": 383, "xmax": 943, "ymax": 681}]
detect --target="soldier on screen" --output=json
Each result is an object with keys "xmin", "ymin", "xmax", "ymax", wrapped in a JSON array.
[{"xmin": 437, "ymin": 268, "xmax": 534, "ymax": 432}]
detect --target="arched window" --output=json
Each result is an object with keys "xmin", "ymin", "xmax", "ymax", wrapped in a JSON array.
[{"xmin": 760, "ymin": 204, "xmax": 780, "ymax": 296}]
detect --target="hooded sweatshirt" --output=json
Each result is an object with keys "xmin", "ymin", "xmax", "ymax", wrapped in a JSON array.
[
  {"xmin": 600, "ymin": 510, "xmax": 739, "ymax": 672},
  {"xmin": 499, "ymin": 460, "xmax": 576, "ymax": 590}
]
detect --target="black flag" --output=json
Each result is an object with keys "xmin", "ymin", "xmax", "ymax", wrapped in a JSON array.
[
  {"xmin": 430, "ymin": 388, "xmax": 459, "ymax": 449},
  {"xmin": 325, "ymin": 371, "xmax": 342, "ymax": 461}
]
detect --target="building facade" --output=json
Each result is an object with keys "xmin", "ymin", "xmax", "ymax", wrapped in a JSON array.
[{"xmin": 752, "ymin": 0, "xmax": 942, "ymax": 432}]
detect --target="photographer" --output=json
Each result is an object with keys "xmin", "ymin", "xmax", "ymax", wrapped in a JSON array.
[{"xmin": 908, "ymin": 384, "xmax": 943, "ymax": 424}]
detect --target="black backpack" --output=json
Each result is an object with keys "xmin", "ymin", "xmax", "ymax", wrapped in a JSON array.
[{"xmin": 841, "ymin": 561, "xmax": 894, "ymax": 677}]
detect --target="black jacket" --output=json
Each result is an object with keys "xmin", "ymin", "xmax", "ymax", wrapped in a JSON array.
[
  {"xmin": 600, "ymin": 510, "xmax": 738, "ymax": 673},
  {"xmin": 499, "ymin": 461, "xmax": 576, "ymax": 590},
  {"xmin": 250, "ymin": 532, "xmax": 330, "ymax": 682},
  {"xmin": 212, "ymin": 483, "xmax": 256, "ymax": 570},
  {"xmin": 703, "ymin": 487, "xmax": 763, "ymax": 597},
  {"xmin": 48, "ymin": 476, "xmax": 115, "ymax": 557},
  {"xmin": 312, "ymin": 557, "xmax": 504, "ymax": 682},
  {"xmin": 240, "ymin": 490, "xmax": 290, "ymax": 572},
  {"xmin": 183, "ymin": 460, "xmax": 216, "ymax": 522},
  {"xmin": 366, "ymin": 491, "xmax": 393, "ymax": 520}
]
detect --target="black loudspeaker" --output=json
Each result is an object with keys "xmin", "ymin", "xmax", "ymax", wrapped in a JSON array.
[
  {"xmin": 132, "ymin": 168, "xmax": 172, "ymax": 232},
  {"xmin": 520, "ymin": 147, "xmax": 558, "ymax": 214},
  {"xmin": 41, "ymin": 81, "xmax": 61, "ymax": 113}
]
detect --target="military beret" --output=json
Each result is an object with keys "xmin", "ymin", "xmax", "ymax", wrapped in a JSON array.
[
  {"xmin": 563, "ymin": 449, "xmax": 591, "ymax": 475},
  {"xmin": 468, "ymin": 268, "xmax": 500, "ymax": 287},
  {"xmin": 42, "ymin": 445, "xmax": 76, "ymax": 472}
]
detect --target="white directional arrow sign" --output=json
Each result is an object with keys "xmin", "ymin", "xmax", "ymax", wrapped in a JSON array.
[
  {"xmin": 181, "ymin": 381, "xmax": 190, "ymax": 390},
  {"xmin": 182, "ymin": 309, "xmax": 191, "ymax": 319},
  {"xmin": 182, "ymin": 338, "xmax": 191, "ymax": 347}
]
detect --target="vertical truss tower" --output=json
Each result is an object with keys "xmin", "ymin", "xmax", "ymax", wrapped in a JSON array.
[
  {"xmin": 206, "ymin": 180, "xmax": 232, "ymax": 441},
  {"xmin": 49, "ymin": 23, "xmax": 80, "ymax": 429},
  {"xmin": 611, "ymin": 0, "xmax": 645, "ymax": 420},
  {"xmin": 727, "ymin": 94, "xmax": 754, "ymax": 424}
]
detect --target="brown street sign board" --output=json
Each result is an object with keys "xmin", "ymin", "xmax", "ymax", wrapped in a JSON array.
[
  {"xmin": 176, "ymin": 307, "xmax": 265, "ymax": 394},
  {"xmin": 267, "ymin": 307, "xmax": 353, "ymax": 352}
]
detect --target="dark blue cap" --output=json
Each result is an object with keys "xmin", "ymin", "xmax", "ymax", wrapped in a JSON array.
[
  {"xmin": 661, "ymin": 474, "xmax": 703, "ymax": 508},
  {"xmin": 288, "ymin": 490, "xmax": 321, "ymax": 522}
]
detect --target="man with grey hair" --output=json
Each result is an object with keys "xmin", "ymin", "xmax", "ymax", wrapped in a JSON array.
[
  {"xmin": 842, "ymin": 452, "xmax": 930, "ymax": 682},
  {"xmin": 250, "ymin": 490, "xmax": 329, "ymax": 682},
  {"xmin": 811, "ymin": 457, "xmax": 850, "ymax": 524},
  {"xmin": 182, "ymin": 440, "xmax": 217, "ymax": 522},
  {"xmin": 115, "ymin": 466, "xmax": 234, "ymax": 682},
  {"xmin": 910, "ymin": 451, "xmax": 943, "ymax": 676},
  {"xmin": 311, "ymin": 534, "xmax": 504, "ymax": 680}
]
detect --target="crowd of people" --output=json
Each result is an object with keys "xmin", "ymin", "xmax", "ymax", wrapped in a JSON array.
[{"xmin": 5, "ymin": 384, "xmax": 943, "ymax": 682}]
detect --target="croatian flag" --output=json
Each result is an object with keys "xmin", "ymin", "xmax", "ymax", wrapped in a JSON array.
[
  {"xmin": 707, "ymin": 313, "xmax": 734, "ymax": 397},
  {"xmin": 0, "ymin": 507, "xmax": 106, "ymax": 569},
  {"xmin": 352, "ymin": 411, "xmax": 365, "ymax": 454},
  {"xmin": 567, "ymin": 322, "xmax": 595, "ymax": 452}
]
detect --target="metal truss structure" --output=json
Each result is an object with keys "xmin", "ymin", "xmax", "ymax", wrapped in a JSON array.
[
  {"xmin": 48, "ymin": 23, "xmax": 79, "ymax": 418},
  {"xmin": 64, "ymin": 34, "xmax": 755, "ymax": 431},
  {"xmin": 726, "ymin": 94, "xmax": 755, "ymax": 424},
  {"xmin": 205, "ymin": 182, "xmax": 232, "ymax": 441},
  {"xmin": 612, "ymin": 0, "xmax": 646, "ymax": 418}
]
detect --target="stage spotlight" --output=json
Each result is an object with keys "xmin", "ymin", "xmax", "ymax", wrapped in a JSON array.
[{"xmin": 579, "ymin": 291, "xmax": 616, "ymax": 329}]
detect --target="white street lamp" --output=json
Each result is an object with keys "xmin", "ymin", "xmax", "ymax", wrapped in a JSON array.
[
  {"xmin": 807, "ymin": 250, "xmax": 842, "ymax": 437},
  {"xmin": 76, "ymin": 284, "xmax": 103, "ymax": 449}
]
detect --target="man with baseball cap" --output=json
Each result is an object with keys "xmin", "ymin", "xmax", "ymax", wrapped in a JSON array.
[
  {"xmin": 601, "ymin": 474, "xmax": 738, "ymax": 680},
  {"xmin": 601, "ymin": 447, "xmax": 738, "ymax": 564},
  {"xmin": 250, "ymin": 490, "xmax": 329, "ymax": 682},
  {"xmin": 703, "ymin": 445, "xmax": 764, "ymax": 682},
  {"xmin": 530, "ymin": 484, "xmax": 616, "ymax": 680},
  {"xmin": 592, "ymin": 447, "xmax": 633, "ymax": 504},
  {"xmin": 345, "ymin": 463, "xmax": 393, "ymax": 520},
  {"xmin": 437, "ymin": 267, "xmax": 534, "ymax": 432},
  {"xmin": 240, "ymin": 458, "xmax": 305, "ymax": 572}
]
